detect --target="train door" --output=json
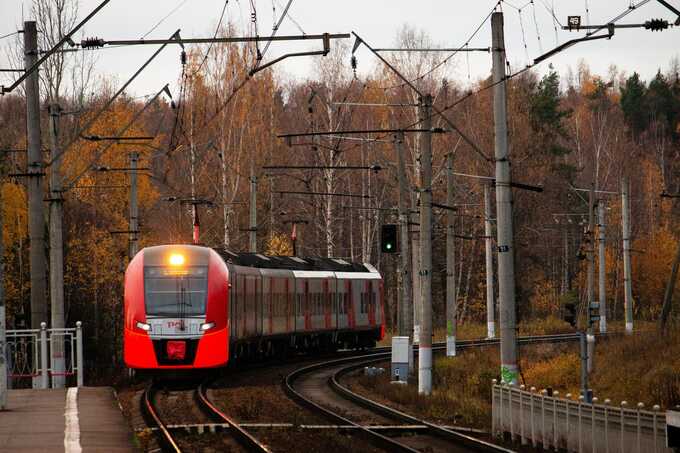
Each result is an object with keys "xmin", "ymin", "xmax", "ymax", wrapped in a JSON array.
[
  {"xmin": 347, "ymin": 279, "xmax": 356, "ymax": 329},
  {"xmin": 295, "ymin": 277, "xmax": 305, "ymax": 332},
  {"xmin": 262, "ymin": 276, "xmax": 272, "ymax": 336},
  {"xmin": 286, "ymin": 277, "xmax": 293, "ymax": 333},
  {"xmin": 336, "ymin": 278, "xmax": 347, "ymax": 330},
  {"xmin": 367, "ymin": 280, "xmax": 376, "ymax": 327},
  {"xmin": 323, "ymin": 279, "xmax": 331, "ymax": 330},
  {"xmin": 239, "ymin": 274, "xmax": 246, "ymax": 338}
]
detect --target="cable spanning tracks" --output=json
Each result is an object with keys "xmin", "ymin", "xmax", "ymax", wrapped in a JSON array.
[
  {"xmin": 284, "ymin": 332, "xmax": 590, "ymax": 453},
  {"xmin": 141, "ymin": 379, "xmax": 269, "ymax": 453}
]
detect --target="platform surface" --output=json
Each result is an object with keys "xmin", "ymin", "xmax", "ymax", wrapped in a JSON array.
[{"xmin": 0, "ymin": 387, "xmax": 136, "ymax": 452}]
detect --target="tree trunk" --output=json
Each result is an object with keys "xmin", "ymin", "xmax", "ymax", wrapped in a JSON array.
[{"xmin": 659, "ymin": 240, "xmax": 680, "ymax": 329}]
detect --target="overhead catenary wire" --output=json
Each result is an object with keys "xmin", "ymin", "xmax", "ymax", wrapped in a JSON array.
[
  {"xmin": 190, "ymin": 0, "xmax": 230, "ymax": 77},
  {"xmin": 141, "ymin": 0, "xmax": 189, "ymax": 39},
  {"xmin": 375, "ymin": 2, "xmax": 499, "ymax": 91}
]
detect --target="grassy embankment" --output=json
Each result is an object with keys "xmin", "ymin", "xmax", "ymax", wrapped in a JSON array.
[{"xmin": 357, "ymin": 319, "xmax": 677, "ymax": 429}]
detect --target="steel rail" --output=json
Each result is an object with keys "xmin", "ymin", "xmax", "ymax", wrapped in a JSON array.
[
  {"xmin": 141, "ymin": 382, "xmax": 183, "ymax": 453},
  {"xmin": 196, "ymin": 381, "xmax": 271, "ymax": 452},
  {"xmin": 284, "ymin": 332, "xmax": 603, "ymax": 453},
  {"xmin": 284, "ymin": 352, "xmax": 421, "ymax": 453}
]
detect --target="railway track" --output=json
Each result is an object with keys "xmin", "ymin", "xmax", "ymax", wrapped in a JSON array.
[
  {"xmin": 141, "ymin": 379, "xmax": 270, "ymax": 452},
  {"xmin": 284, "ymin": 332, "xmax": 594, "ymax": 453}
]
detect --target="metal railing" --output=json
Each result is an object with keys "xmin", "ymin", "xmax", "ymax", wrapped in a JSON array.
[
  {"xmin": 5, "ymin": 322, "xmax": 83, "ymax": 389},
  {"xmin": 492, "ymin": 382, "xmax": 670, "ymax": 452}
]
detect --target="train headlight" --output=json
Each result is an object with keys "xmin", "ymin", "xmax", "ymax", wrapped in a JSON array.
[
  {"xmin": 136, "ymin": 321, "xmax": 151, "ymax": 332},
  {"xmin": 169, "ymin": 253, "xmax": 185, "ymax": 266},
  {"xmin": 200, "ymin": 322, "xmax": 215, "ymax": 331}
]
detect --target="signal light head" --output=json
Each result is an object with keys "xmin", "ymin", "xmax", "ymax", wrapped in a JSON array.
[{"xmin": 169, "ymin": 253, "xmax": 185, "ymax": 266}]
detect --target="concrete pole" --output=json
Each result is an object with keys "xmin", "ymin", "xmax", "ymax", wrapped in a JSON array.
[
  {"xmin": 25, "ymin": 21, "xmax": 47, "ymax": 332},
  {"xmin": 445, "ymin": 153, "xmax": 456, "ymax": 356},
  {"xmin": 0, "ymin": 157, "xmax": 7, "ymax": 408},
  {"xmin": 418, "ymin": 94, "xmax": 433, "ymax": 395},
  {"xmin": 492, "ymin": 12, "xmax": 518, "ymax": 385},
  {"xmin": 249, "ymin": 160, "xmax": 257, "ymax": 253},
  {"xmin": 621, "ymin": 177, "xmax": 634, "ymax": 333},
  {"xmin": 598, "ymin": 200, "xmax": 607, "ymax": 333},
  {"xmin": 562, "ymin": 229, "xmax": 569, "ymax": 293},
  {"xmin": 395, "ymin": 132, "xmax": 412, "ymax": 340},
  {"xmin": 129, "ymin": 152, "xmax": 139, "ymax": 260},
  {"xmin": 586, "ymin": 187, "xmax": 595, "ymax": 373},
  {"xmin": 48, "ymin": 104, "xmax": 65, "ymax": 388},
  {"xmin": 411, "ymin": 194, "xmax": 421, "ymax": 344},
  {"xmin": 484, "ymin": 183, "xmax": 496, "ymax": 338}
]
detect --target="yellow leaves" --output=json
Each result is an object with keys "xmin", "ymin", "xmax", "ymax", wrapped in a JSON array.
[
  {"xmin": 265, "ymin": 232, "xmax": 293, "ymax": 256},
  {"xmin": 1, "ymin": 182, "xmax": 27, "ymax": 246},
  {"xmin": 632, "ymin": 227, "xmax": 677, "ymax": 317}
]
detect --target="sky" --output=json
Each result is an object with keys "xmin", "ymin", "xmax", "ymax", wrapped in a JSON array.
[{"xmin": 1, "ymin": 0, "xmax": 679, "ymax": 97}]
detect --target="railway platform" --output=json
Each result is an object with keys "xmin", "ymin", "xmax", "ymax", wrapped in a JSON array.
[{"xmin": 0, "ymin": 387, "xmax": 135, "ymax": 452}]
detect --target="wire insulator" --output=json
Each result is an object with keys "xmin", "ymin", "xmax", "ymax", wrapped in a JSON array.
[
  {"xmin": 350, "ymin": 55, "xmax": 357, "ymax": 70},
  {"xmin": 645, "ymin": 18, "xmax": 669, "ymax": 31},
  {"xmin": 181, "ymin": 50, "xmax": 187, "ymax": 65},
  {"xmin": 81, "ymin": 37, "xmax": 104, "ymax": 49}
]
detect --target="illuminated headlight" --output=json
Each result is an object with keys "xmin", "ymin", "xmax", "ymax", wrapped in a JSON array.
[
  {"xmin": 136, "ymin": 321, "xmax": 151, "ymax": 332},
  {"xmin": 200, "ymin": 322, "xmax": 215, "ymax": 331}
]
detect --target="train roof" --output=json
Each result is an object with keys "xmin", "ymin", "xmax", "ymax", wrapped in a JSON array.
[{"xmin": 214, "ymin": 249, "xmax": 376, "ymax": 273}]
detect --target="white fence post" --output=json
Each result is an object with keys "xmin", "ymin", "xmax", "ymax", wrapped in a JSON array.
[
  {"xmin": 621, "ymin": 401, "xmax": 628, "ymax": 453},
  {"xmin": 76, "ymin": 321, "xmax": 83, "ymax": 387},
  {"xmin": 637, "ymin": 402, "xmax": 645, "ymax": 453},
  {"xmin": 492, "ymin": 380, "xmax": 497, "ymax": 436},
  {"xmin": 541, "ymin": 389, "xmax": 548, "ymax": 449},
  {"xmin": 40, "ymin": 322, "xmax": 48, "ymax": 389},
  {"xmin": 520, "ymin": 384, "xmax": 526, "ymax": 445},
  {"xmin": 509, "ymin": 384, "xmax": 515, "ymax": 441},
  {"xmin": 653, "ymin": 405, "xmax": 660, "ymax": 453},
  {"xmin": 553, "ymin": 391, "xmax": 560, "ymax": 451},
  {"xmin": 566, "ymin": 393, "xmax": 572, "ymax": 451},
  {"xmin": 592, "ymin": 397, "xmax": 598, "ymax": 453},
  {"xmin": 531, "ymin": 387, "xmax": 537, "ymax": 448},
  {"xmin": 604, "ymin": 399, "xmax": 611, "ymax": 453},
  {"xmin": 579, "ymin": 395, "xmax": 584, "ymax": 453}
]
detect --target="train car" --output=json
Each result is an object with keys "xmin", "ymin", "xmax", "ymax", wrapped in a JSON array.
[{"xmin": 123, "ymin": 244, "xmax": 384, "ymax": 370}]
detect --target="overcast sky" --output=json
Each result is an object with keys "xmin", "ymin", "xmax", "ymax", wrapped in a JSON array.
[{"xmin": 1, "ymin": 0, "xmax": 679, "ymax": 97}]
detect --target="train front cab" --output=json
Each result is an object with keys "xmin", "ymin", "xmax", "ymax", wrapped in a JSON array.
[{"xmin": 124, "ymin": 245, "xmax": 230, "ymax": 370}]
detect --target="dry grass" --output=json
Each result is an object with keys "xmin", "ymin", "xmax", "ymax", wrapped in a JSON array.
[
  {"xmin": 351, "ymin": 342, "xmax": 574, "ymax": 428},
  {"xmin": 356, "ymin": 324, "xmax": 680, "ymax": 430},
  {"xmin": 524, "ymin": 326, "xmax": 680, "ymax": 408}
]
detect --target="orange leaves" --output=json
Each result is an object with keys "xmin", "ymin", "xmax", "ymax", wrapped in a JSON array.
[
  {"xmin": 1, "ymin": 182, "xmax": 27, "ymax": 246},
  {"xmin": 264, "ymin": 233, "xmax": 293, "ymax": 256}
]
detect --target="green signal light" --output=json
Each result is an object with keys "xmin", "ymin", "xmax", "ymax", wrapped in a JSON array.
[{"xmin": 386, "ymin": 243, "xmax": 392, "ymax": 249}]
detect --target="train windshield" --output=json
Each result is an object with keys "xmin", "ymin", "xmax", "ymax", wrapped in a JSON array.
[{"xmin": 143, "ymin": 266, "xmax": 208, "ymax": 317}]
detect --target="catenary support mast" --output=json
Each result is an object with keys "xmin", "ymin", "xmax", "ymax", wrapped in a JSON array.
[
  {"xmin": 48, "ymin": 104, "xmax": 65, "ymax": 388},
  {"xmin": 484, "ymin": 183, "xmax": 496, "ymax": 338},
  {"xmin": 445, "ymin": 153, "xmax": 456, "ymax": 356},
  {"xmin": 418, "ymin": 95, "xmax": 434, "ymax": 395},
  {"xmin": 491, "ymin": 12, "xmax": 518, "ymax": 384}
]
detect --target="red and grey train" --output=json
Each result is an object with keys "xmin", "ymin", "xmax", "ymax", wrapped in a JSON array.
[{"xmin": 123, "ymin": 244, "xmax": 385, "ymax": 370}]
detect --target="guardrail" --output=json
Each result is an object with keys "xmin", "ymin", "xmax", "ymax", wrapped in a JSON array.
[
  {"xmin": 5, "ymin": 322, "xmax": 83, "ymax": 389},
  {"xmin": 492, "ymin": 382, "xmax": 670, "ymax": 452}
]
